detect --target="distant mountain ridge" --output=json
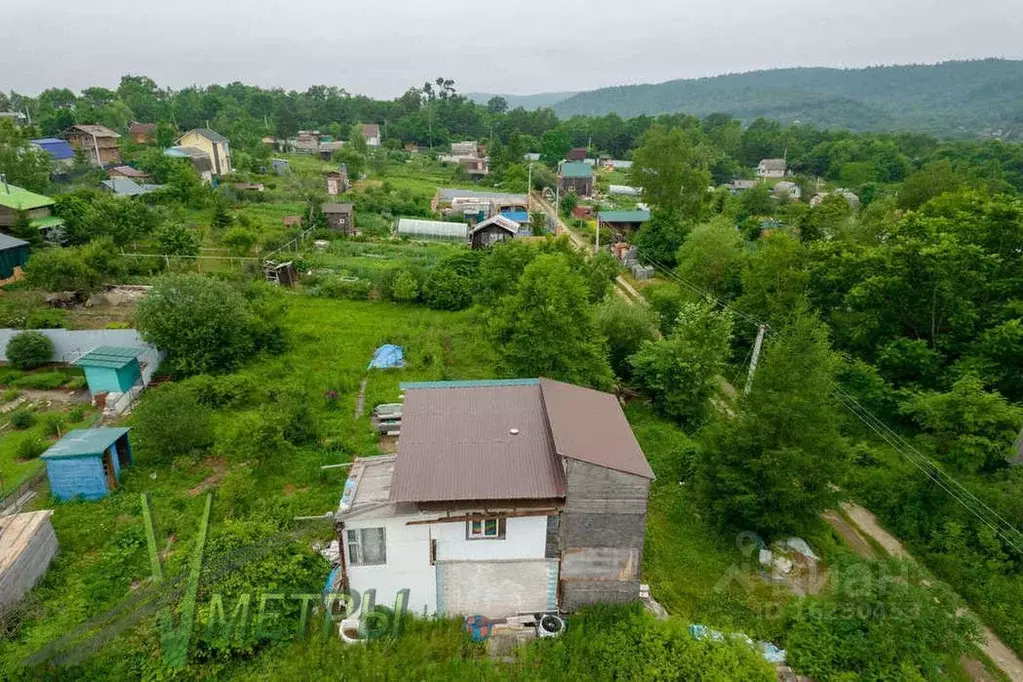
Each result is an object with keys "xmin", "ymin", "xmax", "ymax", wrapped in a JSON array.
[
  {"xmin": 478, "ymin": 60, "xmax": 1023, "ymax": 138},
  {"xmin": 466, "ymin": 91, "xmax": 577, "ymax": 110}
]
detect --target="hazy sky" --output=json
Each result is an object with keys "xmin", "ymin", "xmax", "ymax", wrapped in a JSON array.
[{"xmin": 3, "ymin": 0, "xmax": 1023, "ymax": 97}]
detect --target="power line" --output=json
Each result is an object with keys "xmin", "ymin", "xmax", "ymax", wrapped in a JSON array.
[{"xmin": 626, "ymin": 245, "xmax": 1023, "ymax": 554}]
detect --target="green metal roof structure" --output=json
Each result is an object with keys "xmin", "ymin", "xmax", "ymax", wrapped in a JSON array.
[
  {"xmin": 29, "ymin": 216, "xmax": 64, "ymax": 230},
  {"xmin": 42, "ymin": 427, "xmax": 131, "ymax": 460},
  {"xmin": 598, "ymin": 210, "xmax": 651, "ymax": 223},
  {"xmin": 0, "ymin": 184, "xmax": 55, "ymax": 211},
  {"xmin": 72, "ymin": 346, "xmax": 141, "ymax": 370},
  {"xmin": 560, "ymin": 162, "xmax": 593, "ymax": 179}
]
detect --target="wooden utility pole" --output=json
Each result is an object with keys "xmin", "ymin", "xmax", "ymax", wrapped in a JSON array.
[{"xmin": 744, "ymin": 324, "xmax": 767, "ymax": 395}]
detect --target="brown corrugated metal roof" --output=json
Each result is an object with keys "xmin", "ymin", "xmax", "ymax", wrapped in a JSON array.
[
  {"xmin": 391, "ymin": 381, "xmax": 567, "ymax": 503},
  {"xmin": 539, "ymin": 378, "xmax": 655, "ymax": 480}
]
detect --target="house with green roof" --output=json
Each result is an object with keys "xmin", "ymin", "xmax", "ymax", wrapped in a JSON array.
[
  {"xmin": 597, "ymin": 209, "xmax": 651, "ymax": 240},
  {"xmin": 0, "ymin": 180, "xmax": 64, "ymax": 239},
  {"xmin": 559, "ymin": 161, "xmax": 594, "ymax": 197}
]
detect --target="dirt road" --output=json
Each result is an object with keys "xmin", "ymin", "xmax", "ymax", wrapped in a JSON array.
[
  {"xmin": 830, "ymin": 502, "xmax": 1023, "ymax": 681},
  {"xmin": 530, "ymin": 192, "xmax": 640, "ymax": 303}
]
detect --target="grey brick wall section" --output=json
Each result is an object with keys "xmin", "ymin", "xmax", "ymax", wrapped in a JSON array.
[
  {"xmin": 438, "ymin": 559, "xmax": 556, "ymax": 618},
  {"xmin": 561, "ymin": 512, "xmax": 647, "ymax": 549}
]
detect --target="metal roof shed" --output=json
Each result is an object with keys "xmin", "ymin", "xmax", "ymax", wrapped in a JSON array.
[
  {"xmin": 0, "ymin": 233, "xmax": 29, "ymax": 279},
  {"xmin": 396, "ymin": 218, "xmax": 469, "ymax": 241},
  {"xmin": 72, "ymin": 346, "xmax": 143, "ymax": 395},
  {"xmin": 42, "ymin": 427, "xmax": 133, "ymax": 500}
]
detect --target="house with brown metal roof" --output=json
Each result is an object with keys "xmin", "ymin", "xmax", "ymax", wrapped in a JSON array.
[
  {"xmin": 128, "ymin": 122, "xmax": 157, "ymax": 144},
  {"xmin": 331, "ymin": 378, "xmax": 654, "ymax": 620}
]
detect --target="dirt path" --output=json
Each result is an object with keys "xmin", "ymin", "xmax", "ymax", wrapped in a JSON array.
[{"xmin": 831, "ymin": 502, "xmax": 1023, "ymax": 681}]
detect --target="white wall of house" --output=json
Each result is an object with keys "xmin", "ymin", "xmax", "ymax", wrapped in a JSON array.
[
  {"xmin": 343, "ymin": 513, "xmax": 551, "ymax": 618},
  {"xmin": 433, "ymin": 515, "xmax": 547, "ymax": 562},
  {"xmin": 345, "ymin": 513, "xmax": 436, "ymax": 617}
]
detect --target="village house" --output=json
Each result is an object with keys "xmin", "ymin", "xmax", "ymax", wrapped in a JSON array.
[
  {"xmin": 450, "ymin": 140, "xmax": 479, "ymax": 157},
  {"xmin": 326, "ymin": 168, "xmax": 350, "ymax": 196},
  {"xmin": 559, "ymin": 162, "xmax": 594, "ymax": 197},
  {"xmin": 128, "ymin": 122, "xmax": 157, "ymax": 144},
  {"xmin": 322, "ymin": 203, "xmax": 355, "ymax": 235},
  {"xmin": 30, "ymin": 138, "xmax": 75, "ymax": 173},
  {"xmin": 597, "ymin": 210, "xmax": 651, "ymax": 242},
  {"xmin": 810, "ymin": 188, "xmax": 861, "ymax": 209},
  {"xmin": 0, "ymin": 180, "xmax": 65, "ymax": 239},
  {"xmin": 772, "ymin": 181, "xmax": 801, "ymax": 201},
  {"xmin": 176, "ymin": 128, "xmax": 232, "ymax": 176},
  {"xmin": 572, "ymin": 205, "xmax": 594, "ymax": 220},
  {"xmin": 65, "ymin": 124, "xmax": 121, "ymax": 167},
  {"xmin": 566, "ymin": 147, "xmax": 587, "ymax": 162},
  {"xmin": 108, "ymin": 165, "xmax": 152, "ymax": 182},
  {"xmin": 459, "ymin": 156, "xmax": 489, "ymax": 179},
  {"xmin": 727, "ymin": 179, "xmax": 758, "ymax": 194},
  {"xmin": 469, "ymin": 214, "xmax": 521, "ymax": 249},
  {"xmin": 0, "ymin": 112, "xmax": 28, "ymax": 127},
  {"xmin": 332, "ymin": 378, "xmax": 654, "ymax": 619},
  {"xmin": 757, "ymin": 158, "xmax": 787, "ymax": 178},
  {"xmin": 100, "ymin": 176, "xmax": 163, "ymax": 198},
  {"xmin": 164, "ymin": 146, "xmax": 214, "ymax": 182},
  {"xmin": 361, "ymin": 124, "xmax": 381, "ymax": 148}
]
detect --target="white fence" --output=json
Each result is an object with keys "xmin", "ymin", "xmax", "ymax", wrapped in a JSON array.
[{"xmin": 0, "ymin": 329, "xmax": 164, "ymax": 384}]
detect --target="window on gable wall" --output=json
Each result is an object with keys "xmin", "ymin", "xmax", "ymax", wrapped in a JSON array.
[
  {"xmin": 347, "ymin": 527, "xmax": 386, "ymax": 565},
  {"xmin": 467, "ymin": 516, "xmax": 506, "ymax": 540}
]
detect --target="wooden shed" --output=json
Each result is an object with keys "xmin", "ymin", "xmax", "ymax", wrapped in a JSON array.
[
  {"xmin": 0, "ymin": 511, "xmax": 57, "ymax": 608},
  {"xmin": 469, "ymin": 214, "xmax": 519, "ymax": 249},
  {"xmin": 558, "ymin": 162, "xmax": 594, "ymax": 197},
  {"xmin": 42, "ymin": 428, "xmax": 133, "ymax": 501},
  {"xmin": 322, "ymin": 203, "xmax": 355, "ymax": 235}
]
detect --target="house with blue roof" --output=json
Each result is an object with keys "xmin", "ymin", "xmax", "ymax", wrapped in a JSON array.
[{"xmin": 31, "ymin": 138, "xmax": 75, "ymax": 172}]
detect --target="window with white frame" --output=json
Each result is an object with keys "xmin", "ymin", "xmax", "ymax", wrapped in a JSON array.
[
  {"xmin": 466, "ymin": 516, "xmax": 505, "ymax": 540},
  {"xmin": 347, "ymin": 527, "xmax": 386, "ymax": 565}
]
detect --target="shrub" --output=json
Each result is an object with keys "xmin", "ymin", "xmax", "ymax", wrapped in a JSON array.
[
  {"xmin": 68, "ymin": 405, "xmax": 85, "ymax": 423},
  {"xmin": 9, "ymin": 409, "xmax": 36, "ymax": 429},
  {"xmin": 313, "ymin": 276, "xmax": 373, "ymax": 300},
  {"xmin": 187, "ymin": 374, "xmax": 257, "ymax": 409},
  {"xmin": 64, "ymin": 376, "xmax": 87, "ymax": 390},
  {"xmin": 423, "ymin": 268, "xmax": 472, "ymax": 311},
  {"xmin": 24, "ymin": 308, "xmax": 66, "ymax": 329},
  {"xmin": 40, "ymin": 412, "xmax": 66, "ymax": 437},
  {"xmin": 132, "ymin": 383, "xmax": 214, "ymax": 463},
  {"xmin": 136, "ymin": 274, "xmax": 283, "ymax": 376},
  {"xmin": 15, "ymin": 435, "xmax": 46, "ymax": 460},
  {"xmin": 2, "ymin": 388, "xmax": 19, "ymax": 402},
  {"xmin": 6, "ymin": 331, "xmax": 54, "ymax": 370}
]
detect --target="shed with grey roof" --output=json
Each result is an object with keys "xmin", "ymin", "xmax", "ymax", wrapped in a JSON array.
[{"xmin": 0, "ymin": 511, "xmax": 57, "ymax": 608}]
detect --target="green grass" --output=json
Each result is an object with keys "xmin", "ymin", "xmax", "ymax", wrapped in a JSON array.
[
  {"xmin": 0, "ymin": 403, "xmax": 99, "ymax": 493},
  {"xmin": 0, "ymin": 295, "xmax": 496, "ymax": 679}
]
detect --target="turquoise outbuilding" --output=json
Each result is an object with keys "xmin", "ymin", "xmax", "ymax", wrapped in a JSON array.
[
  {"xmin": 41, "ymin": 427, "xmax": 133, "ymax": 500},
  {"xmin": 72, "ymin": 346, "xmax": 143, "ymax": 395}
]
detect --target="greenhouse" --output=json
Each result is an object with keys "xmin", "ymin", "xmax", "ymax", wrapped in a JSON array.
[{"xmin": 396, "ymin": 218, "xmax": 469, "ymax": 241}]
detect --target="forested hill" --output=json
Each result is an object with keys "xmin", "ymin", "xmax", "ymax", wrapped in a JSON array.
[
  {"xmin": 466, "ymin": 91, "xmax": 578, "ymax": 110},
  {"xmin": 550, "ymin": 59, "xmax": 1023, "ymax": 138}
]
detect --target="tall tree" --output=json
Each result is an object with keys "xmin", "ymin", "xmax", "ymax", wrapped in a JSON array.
[
  {"xmin": 698, "ymin": 310, "xmax": 847, "ymax": 534},
  {"xmin": 675, "ymin": 216, "xmax": 746, "ymax": 299},
  {"xmin": 348, "ymin": 122, "xmax": 368, "ymax": 155},
  {"xmin": 630, "ymin": 125, "xmax": 711, "ymax": 221},
  {"xmin": 488, "ymin": 253, "xmax": 613, "ymax": 389},
  {"xmin": 630, "ymin": 300, "xmax": 734, "ymax": 424}
]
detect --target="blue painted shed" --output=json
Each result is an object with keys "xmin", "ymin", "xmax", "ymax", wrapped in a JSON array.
[
  {"xmin": 72, "ymin": 346, "xmax": 143, "ymax": 395},
  {"xmin": 41, "ymin": 427, "xmax": 133, "ymax": 500}
]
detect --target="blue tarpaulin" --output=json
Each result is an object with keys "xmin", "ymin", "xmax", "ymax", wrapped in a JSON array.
[{"xmin": 368, "ymin": 344, "xmax": 404, "ymax": 369}]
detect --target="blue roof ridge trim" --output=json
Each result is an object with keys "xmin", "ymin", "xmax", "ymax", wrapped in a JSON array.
[{"xmin": 400, "ymin": 379, "xmax": 539, "ymax": 390}]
